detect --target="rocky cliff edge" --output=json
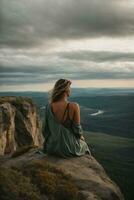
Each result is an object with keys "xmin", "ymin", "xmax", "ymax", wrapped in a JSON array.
[{"xmin": 0, "ymin": 96, "xmax": 125, "ymax": 200}]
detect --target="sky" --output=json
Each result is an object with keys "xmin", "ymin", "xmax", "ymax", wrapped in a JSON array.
[{"xmin": 0, "ymin": 0, "xmax": 134, "ymax": 91}]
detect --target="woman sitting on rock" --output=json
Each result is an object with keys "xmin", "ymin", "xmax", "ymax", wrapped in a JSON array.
[{"xmin": 42, "ymin": 78, "xmax": 91, "ymax": 158}]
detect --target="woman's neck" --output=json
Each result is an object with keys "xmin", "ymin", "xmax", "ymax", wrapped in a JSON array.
[
  {"xmin": 59, "ymin": 95, "xmax": 68, "ymax": 102},
  {"xmin": 52, "ymin": 98, "xmax": 68, "ymax": 104}
]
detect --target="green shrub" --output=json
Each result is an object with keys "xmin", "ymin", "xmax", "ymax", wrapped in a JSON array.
[
  {"xmin": 14, "ymin": 159, "xmax": 82, "ymax": 200},
  {"xmin": 0, "ymin": 167, "xmax": 42, "ymax": 200}
]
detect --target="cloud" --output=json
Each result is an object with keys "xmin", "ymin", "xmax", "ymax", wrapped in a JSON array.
[
  {"xmin": 1, "ymin": 0, "xmax": 134, "ymax": 89},
  {"xmin": 1, "ymin": 55, "xmax": 134, "ymax": 85},
  {"xmin": 1, "ymin": 70, "xmax": 134, "ymax": 86},
  {"xmin": 1, "ymin": 0, "xmax": 134, "ymax": 48},
  {"xmin": 1, "ymin": 46, "xmax": 134, "ymax": 86},
  {"xmin": 58, "ymin": 50, "xmax": 134, "ymax": 62}
]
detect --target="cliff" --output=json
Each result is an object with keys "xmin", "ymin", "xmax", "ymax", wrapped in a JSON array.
[
  {"xmin": 0, "ymin": 146, "xmax": 124, "ymax": 200},
  {"xmin": 0, "ymin": 96, "xmax": 125, "ymax": 200},
  {"xmin": 0, "ymin": 96, "xmax": 43, "ymax": 155}
]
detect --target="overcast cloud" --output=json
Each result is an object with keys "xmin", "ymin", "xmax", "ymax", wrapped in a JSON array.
[{"xmin": 0, "ymin": 0, "xmax": 134, "ymax": 90}]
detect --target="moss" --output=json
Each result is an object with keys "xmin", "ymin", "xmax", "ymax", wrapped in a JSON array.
[
  {"xmin": 13, "ymin": 159, "xmax": 82, "ymax": 200},
  {"xmin": 0, "ymin": 155, "xmax": 83, "ymax": 200},
  {"xmin": 55, "ymin": 181, "xmax": 80, "ymax": 200},
  {"xmin": 11, "ymin": 145, "xmax": 38, "ymax": 158},
  {"xmin": 0, "ymin": 167, "xmax": 42, "ymax": 200}
]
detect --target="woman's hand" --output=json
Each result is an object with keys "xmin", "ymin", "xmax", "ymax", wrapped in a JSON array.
[{"xmin": 80, "ymin": 135, "xmax": 85, "ymax": 141}]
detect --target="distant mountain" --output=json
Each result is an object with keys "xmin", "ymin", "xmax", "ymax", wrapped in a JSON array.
[
  {"xmin": 70, "ymin": 87, "xmax": 134, "ymax": 97},
  {"xmin": 0, "ymin": 87, "xmax": 134, "ymax": 98}
]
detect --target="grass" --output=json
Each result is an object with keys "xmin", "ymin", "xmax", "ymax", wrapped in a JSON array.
[
  {"xmin": 1, "ymin": 145, "xmax": 83, "ymax": 200},
  {"xmin": 10, "ymin": 159, "xmax": 83, "ymax": 200},
  {"xmin": 84, "ymin": 131, "xmax": 134, "ymax": 200},
  {"xmin": 0, "ymin": 167, "xmax": 41, "ymax": 200}
]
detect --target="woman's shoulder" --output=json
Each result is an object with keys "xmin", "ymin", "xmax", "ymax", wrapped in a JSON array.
[{"xmin": 69, "ymin": 102, "xmax": 80, "ymax": 109}]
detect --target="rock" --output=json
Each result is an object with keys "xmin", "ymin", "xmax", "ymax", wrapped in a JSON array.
[
  {"xmin": 0, "ymin": 147, "xmax": 125, "ymax": 200},
  {"xmin": 0, "ymin": 96, "xmax": 43, "ymax": 155},
  {"xmin": 0, "ymin": 96, "xmax": 125, "ymax": 200},
  {"xmin": 42, "ymin": 153, "xmax": 125, "ymax": 200}
]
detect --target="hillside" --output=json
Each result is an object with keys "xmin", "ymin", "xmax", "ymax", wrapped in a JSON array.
[{"xmin": 83, "ymin": 131, "xmax": 134, "ymax": 200}]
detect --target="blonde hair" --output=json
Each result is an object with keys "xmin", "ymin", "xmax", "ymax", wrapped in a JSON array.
[{"xmin": 48, "ymin": 79, "xmax": 72, "ymax": 103}]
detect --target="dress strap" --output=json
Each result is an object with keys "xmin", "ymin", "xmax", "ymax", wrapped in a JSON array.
[
  {"xmin": 66, "ymin": 102, "xmax": 70, "ymax": 120},
  {"xmin": 61, "ymin": 102, "xmax": 69, "ymax": 122}
]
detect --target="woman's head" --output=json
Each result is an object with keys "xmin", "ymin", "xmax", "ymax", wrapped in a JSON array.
[{"xmin": 48, "ymin": 79, "xmax": 72, "ymax": 103}]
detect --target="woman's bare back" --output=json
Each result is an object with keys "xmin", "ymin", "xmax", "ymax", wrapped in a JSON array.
[{"xmin": 51, "ymin": 101, "xmax": 80, "ymax": 124}]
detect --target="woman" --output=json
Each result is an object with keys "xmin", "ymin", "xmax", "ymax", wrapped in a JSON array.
[{"xmin": 42, "ymin": 78, "xmax": 91, "ymax": 158}]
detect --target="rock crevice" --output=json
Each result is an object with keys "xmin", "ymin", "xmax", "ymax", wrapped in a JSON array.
[{"xmin": 0, "ymin": 96, "xmax": 43, "ymax": 155}]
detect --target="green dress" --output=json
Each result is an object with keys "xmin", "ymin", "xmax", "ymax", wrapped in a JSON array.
[{"xmin": 42, "ymin": 102, "xmax": 91, "ymax": 158}]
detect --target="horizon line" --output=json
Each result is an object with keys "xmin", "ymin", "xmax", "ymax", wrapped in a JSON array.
[{"xmin": 0, "ymin": 86, "xmax": 134, "ymax": 93}]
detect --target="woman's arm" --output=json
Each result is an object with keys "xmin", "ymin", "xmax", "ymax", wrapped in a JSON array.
[
  {"xmin": 73, "ymin": 103, "xmax": 80, "ymax": 124},
  {"xmin": 72, "ymin": 103, "xmax": 85, "ymax": 140}
]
